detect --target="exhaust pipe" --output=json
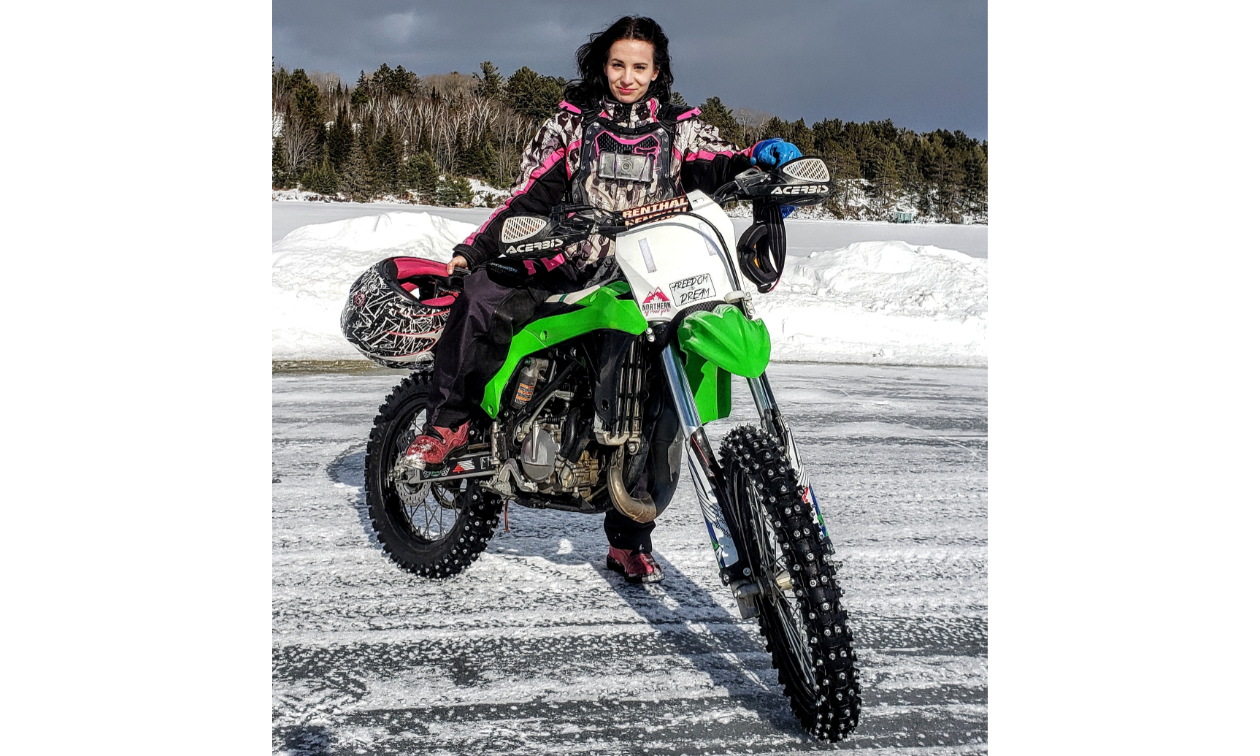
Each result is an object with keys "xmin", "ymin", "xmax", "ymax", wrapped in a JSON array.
[{"xmin": 607, "ymin": 445, "xmax": 658, "ymax": 523}]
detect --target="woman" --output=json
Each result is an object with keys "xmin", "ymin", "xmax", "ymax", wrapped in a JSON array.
[{"xmin": 405, "ymin": 15, "xmax": 802, "ymax": 583}]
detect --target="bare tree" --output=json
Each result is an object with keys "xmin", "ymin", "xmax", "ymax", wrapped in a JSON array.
[
  {"xmin": 282, "ymin": 122, "xmax": 317, "ymax": 175},
  {"xmin": 734, "ymin": 107, "xmax": 772, "ymax": 146}
]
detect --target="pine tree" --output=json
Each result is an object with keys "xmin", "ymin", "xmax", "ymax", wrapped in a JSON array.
[
  {"xmin": 872, "ymin": 146, "xmax": 904, "ymax": 215},
  {"xmin": 358, "ymin": 113, "xmax": 382, "ymax": 194},
  {"xmin": 669, "ymin": 91, "xmax": 687, "ymax": 108},
  {"xmin": 289, "ymin": 70, "xmax": 322, "ymax": 128},
  {"xmin": 272, "ymin": 137, "xmax": 291, "ymax": 189},
  {"xmin": 787, "ymin": 118, "xmax": 815, "ymax": 154},
  {"xmin": 326, "ymin": 106, "xmax": 354, "ymax": 173},
  {"xmin": 763, "ymin": 116, "xmax": 786, "ymax": 137},
  {"xmin": 300, "ymin": 160, "xmax": 338, "ymax": 195},
  {"xmin": 505, "ymin": 66, "xmax": 565, "ymax": 122},
  {"xmin": 963, "ymin": 143, "xmax": 987, "ymax": 218},
  {"xmin": 339, "ymin": 128, "xmax": 373, "ymax": 202},
  {"xmin": 457, "ymin": 128, "xmax": 495, "ymax": 179},
  {"xmin": 820, "ymin": 138, "xmax": 861, "ymax": 218},
  {"xmin": 374, "ymin": 126, "xmax": 403, "ymax": 195},
  {"xmin": 435, "ymin": 175, "xmax": 474, "ymax": 206},
  {"xmin": 477, "ymin": 61, "xmax": 503, "ymax": 100},
  {"xmin": 404, "ymin": 152, "xmax": 440, "ymax": 200},
  {"xmin": 350, "ymin": 70, "xmax": 370, "ymax": 108},
  {"xmin": 699, "ymin": 97, "xmax": 741, "ymax": 146}
]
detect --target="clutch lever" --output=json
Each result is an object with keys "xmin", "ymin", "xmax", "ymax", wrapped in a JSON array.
[{"xmin": 445, "ymin": 264, "xmax": 471, "ymax": 291}]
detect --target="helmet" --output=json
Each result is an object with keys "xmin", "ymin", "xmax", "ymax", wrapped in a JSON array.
[
  {"xmin": 341, "ymin": 257, "xmax": 459, "ymax": 368},
  {"xmin": 737, "ymin": 199, "xmax": 788, "ymax": 293}
]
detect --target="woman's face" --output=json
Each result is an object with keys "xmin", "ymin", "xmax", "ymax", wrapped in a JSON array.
[{"xmin": 604, "ymin": 38, "xmax": 658, "ymax": 103}]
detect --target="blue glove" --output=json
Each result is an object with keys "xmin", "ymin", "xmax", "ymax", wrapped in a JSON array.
[{"xmin": 751, "ymin": 138, "xmax": 802, "ymax": 169}]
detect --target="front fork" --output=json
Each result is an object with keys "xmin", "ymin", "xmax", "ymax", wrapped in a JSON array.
[
  {"xmin": 659, "ymin": 344, "xmax": 832, "ymax": 593},
  {"xmin": 659, "ymin": 343, "xmax": 743, "ymax": 584}
]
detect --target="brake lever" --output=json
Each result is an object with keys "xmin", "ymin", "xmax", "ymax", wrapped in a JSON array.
[{"xmin": 711, "ymin": 180, "xmax": 741, "ymax": 206}]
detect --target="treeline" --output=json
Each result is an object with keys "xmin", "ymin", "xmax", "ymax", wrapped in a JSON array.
[{"xmin": 272, "ymin": 62, "xmax": 986, "ymax": 223}]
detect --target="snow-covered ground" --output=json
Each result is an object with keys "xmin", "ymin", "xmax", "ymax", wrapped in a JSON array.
[
  {"xmin": 272, "ymin": 363, "xmax": 988, "ymax": 754},
  {"xmin": 272, "ymin": 205, "xmax": 987, "ymax": 367}
]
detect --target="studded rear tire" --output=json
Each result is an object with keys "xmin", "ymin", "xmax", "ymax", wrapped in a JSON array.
[
  {"xmin": 720, "ymin": 425, "xmax": 861, "ymax": 741},
  {"xmin": 364, "ymin": 370, "xmax": 499, "ymax": 579}
]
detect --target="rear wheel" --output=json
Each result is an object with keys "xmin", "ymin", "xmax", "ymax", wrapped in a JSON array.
[
  {"xmin": 364, "ymin": 370, "xmax": 498, "ymax": 578},
  {"xmin": 720, "ymin": 425, "xmax": 861, "ymax": 740}
]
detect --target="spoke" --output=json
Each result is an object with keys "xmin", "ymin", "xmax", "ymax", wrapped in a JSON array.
[
  {"xmin": 750, "ymin": 480, "xmax": 816, "ymax": 688},
  {"xmin": 775, "ymin": 596, "xmax": 814, "ymax": 682},
  {"xmin": 423, "ymin": 493, "xmax": 437, "ymax": 536}
]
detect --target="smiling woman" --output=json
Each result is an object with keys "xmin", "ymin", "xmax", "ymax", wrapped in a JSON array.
[{"xmin": 405, "ymin": 15, "xmax": 805, "ymax": 577}]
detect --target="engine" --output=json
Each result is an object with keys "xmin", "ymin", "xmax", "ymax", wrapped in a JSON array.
[
  {"xmin": 494, "ymin": 336, "xmax": 650, "ymax": 506},
  {"xmin": 501, "ymin": 356, "xmax": 605, "ymax": 502}
]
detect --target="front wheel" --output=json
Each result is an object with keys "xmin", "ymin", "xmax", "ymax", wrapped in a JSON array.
[
  {"xmin": 364, "ymin": 370, "xmax": 499, "ymax": 578},
  {"xmin": 720, "ymin": 425, "xmax": 861, "ymax": 741}
]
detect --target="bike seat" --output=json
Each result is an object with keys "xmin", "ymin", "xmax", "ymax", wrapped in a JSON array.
[{"xmin": 533, "ymin": 283, "xmax": 603, "ymax": 319}]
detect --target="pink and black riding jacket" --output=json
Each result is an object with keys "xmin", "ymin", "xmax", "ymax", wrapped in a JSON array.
[{"xmin": 456, "ymin": 95, "xmax": 756, "ymax": 270}]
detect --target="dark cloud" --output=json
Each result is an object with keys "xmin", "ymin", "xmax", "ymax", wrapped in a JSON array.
[{"xmin": 274, "ymin": 0, "xmax": 986, "ymax": 139}]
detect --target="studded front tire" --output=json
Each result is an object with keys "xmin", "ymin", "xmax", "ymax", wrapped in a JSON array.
[
  {"xmin": 720, "ymin": 425, "xmax": 861, "ymax": 741},
  {"xmin": 364, "ymin": 370, "xmax": 499, "ymax": 578}
]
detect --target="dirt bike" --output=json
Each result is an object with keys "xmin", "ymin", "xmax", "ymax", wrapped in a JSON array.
[{"xmin": 361, "ymin": 157, "xmax": 860, "ymax": 740}]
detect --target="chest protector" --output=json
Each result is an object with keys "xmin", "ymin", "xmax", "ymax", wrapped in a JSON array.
[{"xmin": 569, "ymin": 104, "xmax": 687, "ymax": 212}]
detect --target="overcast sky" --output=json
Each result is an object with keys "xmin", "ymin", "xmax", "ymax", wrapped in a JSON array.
[{"xmin": 274, "ymin": 0, "xmax": 987, "ymax": 140}]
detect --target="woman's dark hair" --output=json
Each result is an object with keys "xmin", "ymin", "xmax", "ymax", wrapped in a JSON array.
[{"xmin": 565, "ymin": 16, "xmax": 673, "ymax": 107}]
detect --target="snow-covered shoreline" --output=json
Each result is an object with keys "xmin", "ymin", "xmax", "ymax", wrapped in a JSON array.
[{"xmin": 272, "ymin": 210, "xmax": 986, "ymax": 367}]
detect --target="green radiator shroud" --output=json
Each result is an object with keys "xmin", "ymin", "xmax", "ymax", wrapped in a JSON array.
[{"xmin": 479, "ymin": 282, "xmax": 646, "ymax": 418}]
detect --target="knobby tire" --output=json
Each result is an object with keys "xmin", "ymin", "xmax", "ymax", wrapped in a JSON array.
[
  {"xmin": 720, "ymin": 425, "xmax": 861, "ymax": 741},
  {"xmin": 364, "ymin": 370, "xmax": 499, "ymax": 579}
]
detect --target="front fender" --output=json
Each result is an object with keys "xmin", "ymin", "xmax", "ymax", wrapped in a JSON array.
[{"xmin": 676, "ymin": 304, "xmax": 772, "ymax": 423}]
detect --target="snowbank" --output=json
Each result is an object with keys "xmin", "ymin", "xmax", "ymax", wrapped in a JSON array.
[
  {"xmin": 758, "ymin": 242, "xmax": 987, "ymax": 366},
  {"xmin": 272, "ymin": 211, "xmax": 986, "ymax": 366}
]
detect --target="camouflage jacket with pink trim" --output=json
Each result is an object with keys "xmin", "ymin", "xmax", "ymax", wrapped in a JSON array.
[{"xmin": 456, "ymin": 96, "xmax": 755, "ymax": 269}]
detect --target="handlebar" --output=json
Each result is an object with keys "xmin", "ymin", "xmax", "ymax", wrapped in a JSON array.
[
  {"xmin": 546, "ymin": 204, "xmax": 628, "ymax": 238},
  {"xmin": 493, "ymin": 157, "xmax": 831, "ymax": 260}
]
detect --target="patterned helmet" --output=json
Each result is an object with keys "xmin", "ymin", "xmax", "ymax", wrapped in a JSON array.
[{"xmin": 341, "ymin": 257, "xmax": 459, "ymax": 368}]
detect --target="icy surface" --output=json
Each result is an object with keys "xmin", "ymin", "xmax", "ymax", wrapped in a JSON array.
[
  {"xmin": 272, "ymin": 209, "xmax": 987, "ymax": 366},
  {"xmin": 272, "ymin": 363, "xmax": 988, "ymax": 754}
]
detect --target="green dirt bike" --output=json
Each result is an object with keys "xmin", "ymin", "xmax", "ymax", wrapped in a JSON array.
[{"xmin": 362, "ymin": 157, "xmax": 861, "ymax": 740}]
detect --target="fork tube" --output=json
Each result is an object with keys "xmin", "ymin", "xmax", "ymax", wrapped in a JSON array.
[
  {"xmin": 746, "ymin": 372, "xmax": 831, "ymax": 541},
  {"xmin": 660, "ymin": 344, "xmax": 742, "ymax": 575}
]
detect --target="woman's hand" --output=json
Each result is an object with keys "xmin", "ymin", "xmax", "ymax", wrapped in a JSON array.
[
  {"xmin": 447, "ymin": 255, "xmax": 469, "ymax": 276},
  {"xmin": 751, "ymin": 138, "xmax": 803, "ymax": 169}
]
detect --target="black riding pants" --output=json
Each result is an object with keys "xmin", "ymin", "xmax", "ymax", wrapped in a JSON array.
[
  {"xmin": 603, "ymin": 508, "xmax": 656, "ymax": 553},
  {"xmin": 427, "ymin": 265, "xmax": 580, "ymax": 429}
]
